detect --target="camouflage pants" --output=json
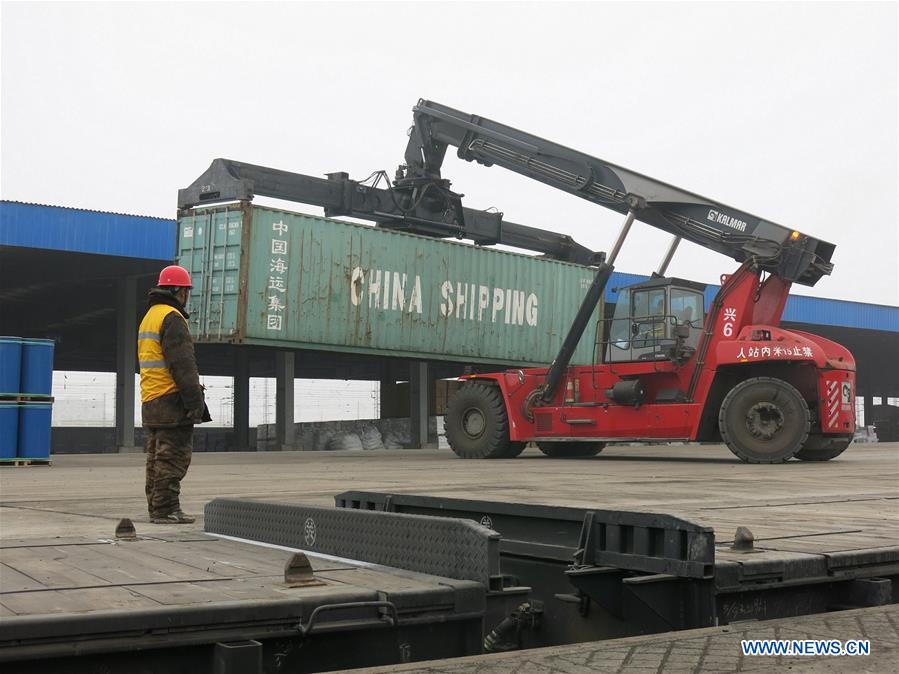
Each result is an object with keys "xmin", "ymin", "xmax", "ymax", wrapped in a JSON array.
[{"xmin": 145, "ymin": 426, "xmax": 194, "ymax": 518}]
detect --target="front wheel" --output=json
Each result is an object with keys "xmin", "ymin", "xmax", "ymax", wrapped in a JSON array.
[
  {"xmin": 719, "ymin": 377, "xmax": 810, "ymax": 463},
  {"xmin": 537, "ymin": 441, "xmax": 605, "ymax": 458},
  {"xmin": 444, "ymin": 383, "xmax": 518, "ymax": 459},
  {"xmin": 795, "ymin": 435, "xmax": 852, "ymax": 461}
]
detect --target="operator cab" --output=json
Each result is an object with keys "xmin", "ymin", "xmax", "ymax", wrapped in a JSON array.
[{"xmin": 606, "ymin": 276, "xmax": 706, "ymax": 363}]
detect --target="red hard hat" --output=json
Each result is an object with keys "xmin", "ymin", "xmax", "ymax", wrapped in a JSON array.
[{"xmin": 158, "ymin": 265, "xmax": 193, "ymax": 288}]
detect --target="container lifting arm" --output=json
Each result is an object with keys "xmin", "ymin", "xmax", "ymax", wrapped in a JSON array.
[{"xmin": 177, "ymin": 159, "xmax": 599, "ymax": 266}]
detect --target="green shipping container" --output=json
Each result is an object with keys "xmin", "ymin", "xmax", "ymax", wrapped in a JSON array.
[{"xmin": 177, "ymin": 204, "xmax": 599, "ymax": 367}]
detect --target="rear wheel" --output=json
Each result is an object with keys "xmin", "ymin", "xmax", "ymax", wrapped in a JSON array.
[
  {"xmin": 719, "ymin": 377, "xmax": 809, "ymax": 463},
  {"xmin": 795, "ymin": 435, "xmax": 852, "ymax": 461},
  {"xmin": 537, "ymin": 441, "xmax": 605, "ymax": 458},
  {"xmin": 445, "ymin": 383, "xmax": 519, "ymax": 459}
]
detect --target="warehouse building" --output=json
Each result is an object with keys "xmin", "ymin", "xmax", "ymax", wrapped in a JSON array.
[{"xmin": 2, "ymin": 200, "xmax": 897, "ymax": 452}]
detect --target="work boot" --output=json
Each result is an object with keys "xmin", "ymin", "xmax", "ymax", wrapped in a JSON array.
[{"xmin": 151, "ymin": 510, "xmax": 196, "ymax": 524}]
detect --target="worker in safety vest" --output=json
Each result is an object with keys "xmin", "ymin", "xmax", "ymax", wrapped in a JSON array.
[{"xmin": 138, "ymin": 265, "xmax": 209, "ymax": 524}]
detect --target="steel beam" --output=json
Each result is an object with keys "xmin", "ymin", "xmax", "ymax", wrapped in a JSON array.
[
  {"xmin": 379, "ymin": 361, "xmax": 402, "ymax": 419},
  {"xmin": 275, "ymin": 350, "xmax": 295, "ymax": 450},
  {"xmin": 233, "ymin": 349, "xmax": 250, "ymax": 450},
  {"xmin": 409, "ymin": 361, "xmax": 431, "ymax": 448},
  {"xmin": 336, "ymin": 491, "xmax": 714, "ymax": 575},
  {"xmin": 115, "ymin": 276, "xmax": 137, "ymax": 451}
]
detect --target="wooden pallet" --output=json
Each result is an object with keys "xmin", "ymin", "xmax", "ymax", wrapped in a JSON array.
[{"xmin": 0, "ymin": 458, "xmax": 52, "ymax": 467}]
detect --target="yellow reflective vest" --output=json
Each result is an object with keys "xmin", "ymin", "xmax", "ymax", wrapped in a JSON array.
[{"xmin": 138, "ymin": 304, "xmax": 185, "ymax": 403}]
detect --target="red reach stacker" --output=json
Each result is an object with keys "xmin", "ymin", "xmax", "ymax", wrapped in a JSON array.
[{"xmin": 402, "ymin": 101, "xmax": 856, "ymax": 463}]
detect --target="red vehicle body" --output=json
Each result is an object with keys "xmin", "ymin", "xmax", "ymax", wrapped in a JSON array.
[
  {"xmin": 378, "ymin": 100, "xmax": 859, "ymax": 463},
  {"xmin": 452, "ymin": 263, "xmax": 855, "ymax": 462}
]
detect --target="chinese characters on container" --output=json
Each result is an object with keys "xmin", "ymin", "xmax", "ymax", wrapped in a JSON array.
[{"xmin": 267, "ymin": 220, "xmax": 288, "ymax": 331}]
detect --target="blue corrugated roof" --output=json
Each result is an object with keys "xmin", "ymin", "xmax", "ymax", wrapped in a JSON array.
[
  {"xmin": 606, "ymin": 271, "xmax": 898, "ymax": 332},
  {"xmin": 780, "ymin": 293, "xmax": 897, "ymax": 331},
  {"xmin": 0, "ymin": 201, "xmax": 176, "ymax": 261}
]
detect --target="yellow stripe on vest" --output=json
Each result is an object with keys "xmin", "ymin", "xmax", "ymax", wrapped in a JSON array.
[{"xmin": 138, "ymin": 304, "xmax": 186, "ymax": 402}]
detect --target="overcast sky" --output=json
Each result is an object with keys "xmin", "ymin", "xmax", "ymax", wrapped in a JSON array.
[{"xmin": 2, "ymin": 1, "xmax": 897, "ymax": 305}]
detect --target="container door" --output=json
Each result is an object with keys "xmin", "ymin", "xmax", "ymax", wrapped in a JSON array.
[{"xmin": 178, "ymin": 207, "xmax": 243, "ymax": 340}]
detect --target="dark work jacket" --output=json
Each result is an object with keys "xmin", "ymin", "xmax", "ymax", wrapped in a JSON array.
[{"xmin": 141, "ymin": 289, "xmax": 210, "ymax": 428}]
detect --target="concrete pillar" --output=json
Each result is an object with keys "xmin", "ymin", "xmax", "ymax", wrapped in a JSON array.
[
  {"xmin": 409, "ymin": 361, "xmax": 432, "ymax": 449},
  {"xmin": 115, "ymin": 277, "xmax": 138, "ymax": 452},
  {"xmin": 275, "ymin": 350, "xmax": 295, "ymax": 450},
  {"xmin": 233, "ymin": 349, "xmax": 250, "ymax": 450}
]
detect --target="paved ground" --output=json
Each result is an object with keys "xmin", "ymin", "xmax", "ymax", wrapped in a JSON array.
[
  {"xmin": 342, "ymin": 604, "xmax": 899, "ymax": 673},
  {"xmin": 1, "ymin": 443, "xmax": 897, "ymax": 542}
]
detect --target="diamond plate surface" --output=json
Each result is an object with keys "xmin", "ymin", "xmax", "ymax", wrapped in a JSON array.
[
  {"xmin": 336, "ymin": 491, "xmax": 715, "ymax": 578},
  {"xmin": 204, "ymin": 498, "xmax": 500, "ymax": 586},
  {"xmin": 337, "ymin": 604, "xmax": 899, "ymax": 673}
]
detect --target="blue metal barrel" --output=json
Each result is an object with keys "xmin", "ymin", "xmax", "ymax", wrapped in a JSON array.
[
  {"xmin": 18, "ymin": 402, "xmax": 52, "ymax": 459},
  {"xmin": 0, "ymin": 402, "xmax": 18, "ymax": 458},
  {"xmin": 20, "ymin": 339, "xmax": 54, "ymax": 396},
  {"xmin": 0, "ymin": 337, "xmax": 23, "ymax": 396}
]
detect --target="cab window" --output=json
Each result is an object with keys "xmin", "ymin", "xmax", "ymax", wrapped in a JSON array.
[
  {"xmin": 633, "ymin": 289, "xmax": 665, "ymax": 319},
  {"xmin": 609, "ymin": 290, "xmax": 631, "ymax": 350},
  {"xmin": 670, "ymin": 289, "xmax": 703, "ymax": 326},
  {"xmin": 632, "ymin": 288, "xmax": 666, "ymax": 348}
]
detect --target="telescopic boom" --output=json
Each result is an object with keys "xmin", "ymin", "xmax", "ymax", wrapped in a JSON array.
[{"xmin": 401, "ymin": 99, "xmax": 835, "ymax": 286}]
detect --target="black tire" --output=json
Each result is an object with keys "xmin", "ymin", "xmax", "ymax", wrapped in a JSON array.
[
  {"xmin": 444, "ymin": 383, "xmax": 518, "ymax": 459},
  {"xmin": 506, "ymin": 442, "xmax": 527, "ymax": 458},
  {"xmin": 795, "ymin": 435, "xmax": 852, "ymax": 461},
  {"xmin": 719, "ymin": 377, "xmax": 810, "ymax": 463},
  {"xmin": 536, "ymin": 441, "xmax": 605, "ymax": 458}
]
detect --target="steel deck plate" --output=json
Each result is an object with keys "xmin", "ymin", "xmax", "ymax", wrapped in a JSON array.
[{"xmin": 0, "ymin": 532, "xmax": 484, "ymax": 662}]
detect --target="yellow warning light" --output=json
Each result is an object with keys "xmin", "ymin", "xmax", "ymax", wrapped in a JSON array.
[{"xmin": 790, "ymin": 231, "xmax": 801, "ymax": 241}]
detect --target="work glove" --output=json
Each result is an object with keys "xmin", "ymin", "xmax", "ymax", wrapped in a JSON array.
[{"xmin": 187, "ymin": 403, "xmax": 212, "ymax": 424}]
